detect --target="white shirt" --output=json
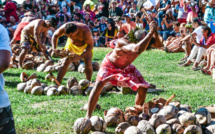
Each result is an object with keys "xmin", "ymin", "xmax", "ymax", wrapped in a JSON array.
[
  {"xmin": 0, "ymin": 24, "xmax": 12, "ymax": 108},
  {"xmin": 193, "ymin": 26, "xmax": 203, "ymax": 43}
]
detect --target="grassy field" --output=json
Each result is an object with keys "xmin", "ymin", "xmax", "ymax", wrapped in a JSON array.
[{"xmin": 4, "ymin": 47, "xmax": 215, "ymax": 133}]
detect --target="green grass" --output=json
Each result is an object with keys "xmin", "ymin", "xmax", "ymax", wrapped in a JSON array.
[{"xmin": 4, "ymin": 47, "xmax": 215, "ymax": 133}]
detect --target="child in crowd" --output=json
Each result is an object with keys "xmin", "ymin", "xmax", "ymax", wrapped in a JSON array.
[{"xmin": 93, "ymin": 28, "xmax": 100, "ymax": 47}]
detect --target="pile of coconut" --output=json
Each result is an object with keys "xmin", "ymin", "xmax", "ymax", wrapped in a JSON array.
[
  {"xmin": 17, "ymin": 72, "xmax": 112, "ymax": 96},
  {"xmin": 73, "ymin": 95, "xmax": 215, "ymax": 134}
]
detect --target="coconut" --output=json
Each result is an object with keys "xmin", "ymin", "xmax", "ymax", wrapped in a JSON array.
[
  {"xmin": 176, "ymin": 124, "xmax": 185, "ymax": 134},
  {"xmin": 158, "ymin": 105, "xmax": 179, "ymax": 120},
  {"xmin": 171, "ymin": 123, "xmax": 180, "ymax": 133},
  {"xmin": 45, "ymin": 74, "xmax": 53, "ymax": 82},
  {"xmin": 24, "ymin": 86, "xmax": 32, "ymax": 94},
  {"xmin": 67, "ymin": 77, "xmax": 78, "ymax": 89},
  {"xmin": 44, "ymin": 65, "xmax": 55, "ymax": 73},
  {"xmin": 37, "ymin": 64, "xmax": 46, "ymax": 72},
  {"xmin": 100, "ymin": 87, "xmax": 107, "ymax": 95},
  {"xmin": 139, "ymin": 113, "xmax": 150, "ymax": 120},
  {"xmin": 73, "ymin": 117, "xmax": 92, "ymax": 134},
  {"xmin": 58, "ymin": 85, "xmax": 67, "ymax": 95},
  {"xmin": 20, "ymin": 72, "xmax": 28, "ymax": 82},
  {"xmin": 78, "ymin": 79, "xmax": 90, "ymax": 90},
  {"xmin": 180, "ymin": 105, "xmax": 192, "ymax": 112},
  {"xmin": 178, "ymin": 112, "xmax": 197, "ymax": 127},
  {"xmin": 78, "ymin": 63, "xmax": 85, "ymax": 73},
  {"xmin": 44, "ymin": 60, "xmax": 54, "ymax": 66},
  {"xmin": 137, "ymin": 120, "xmax": 155, "ymax": 134},
  {"xmin": 103, "ymin": 85, "xmax": 114, "ymax": 92},
  {"xmin": 168, "ymin": 100, "xmax": 181, "ymax": 109},
  {"xmin": 195, "ymin": 107, "xmax": 212, "ymax": 125},
  {"xmin": 22, "ymin": 61, "xmax": 34, "ymax": 70},
  {"xmin": 118, "ymin": 87, "xmax": 135, "ymax": 95},
  {"xmin": 126, "ymin": 115, "xmax": 140, "ymax": 126},
  {"xmin": 149, "ymin": 114, "xmax": 166, "ymax": 128},
  {"xmin": 27, "ymin": 73, "xmax": 37, "ymax": 80},
  {"xmin": 124, "ymin": 126, "xmax": 142, "ymax": 134},
  {"xmin": 90, "ymin": 116, "xmax": 106, "ymax": 132},
  {"xmin": 31, "ymin": 79, "xmax": 41, "ymax": 88},
  {"xmin": 92, "ymin": 62, "xmax": 100, "ymax": 71},
  {"xmin": 47, "ymin": 87, "xmax": 59, "ymax": 96},
  {"xmin": 85, "ymin": 86, "xmax": 93, "ymax": 96},
  {"xmin": 31, "ymin": 86, "xmax": 43, "ymax": 95},
  {"xmin": 156, "ymin": 124, "xmax": 171, "ymax": 134},
  {"xmin": 183, "ymin": 125, "xmax": 202, "ymax": 134},
  {"xmin": 69, "ymin": 85, "xmax": 83, "ymax": 95},
  {"xmin": 177, "ymin": 110, "xmax": 188, "ymax": 118},
  {"xmin": 204, "ymin": 123, "xmax": 215, "ymax": 134},
  {"xmin": 166, "ymin": 118, "xmax": 180, "ymax": 125},
  {"xmin": 17, "ymin": 83, "xmax": 26, "ymax": 92},
  {"xmin": 80, "ymin": 103, "xmax": 101, "ymax": 111},
  {"xmin": 43, "ymin": 86, "xmax": 50, "ymax": 95},
  {"xmin": 26, "ymin": 79, "xmax": 33, "ymax": 87},
  {"xmin": 124, "ymin": 107, "xmax": 139, "ymax": 121},
  {"xmin": 68, "ymin": 63, "xmax": 75, "ymax": 71},
  {"xmin": 115, "ymin": 122, "xmax": 131, "ymax": 134},
  {"xmin": 104, "ymin": 107, "xmax": 125, "ymax": 127}
]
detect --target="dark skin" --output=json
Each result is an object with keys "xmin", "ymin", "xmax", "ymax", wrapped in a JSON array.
[
  {"xmin": 52, "ymin": 22, "xmax": 94, "ymax": 83},
  {"xmin": 10, "ymin": 16, "xmax": 36, "ymax": 45},
  {"xmin": 86, "ymin": 16, "xmax": 157, "ymax": 119},
  {"xmin": 0, "ymin": 50, "xmax": 11, "ymax": 74},
  {"xmin": 18, "ymin": 19, "xmax": 53, "ymax": 68}
]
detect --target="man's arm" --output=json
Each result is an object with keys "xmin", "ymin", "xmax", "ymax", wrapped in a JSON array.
[
  {"xmin": 181, "ymin": 32, "xmax": 197, "ymax": 42},
  {"xmin": 0, "ymin": 50, "xmax": 11, "ymax": 74},
  {"xmin": 51, "ymin": 27, "xmax": 65, "ymax": 49},
  {"xmin": 34, "ymin": 20, "xmax": 44, "ymax": 48},
  {"xmin": 41, "ymin": 30, "xmax": 48, "ymax": 46}
]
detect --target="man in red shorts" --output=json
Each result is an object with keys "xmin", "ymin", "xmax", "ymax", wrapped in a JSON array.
[
  {"xmin": 10, "ymin": 12, "xmax": 36, "ymax": 45},
  {"xmin": 86, "ymin": 15, "xmax": 157, "ymax": 119}
]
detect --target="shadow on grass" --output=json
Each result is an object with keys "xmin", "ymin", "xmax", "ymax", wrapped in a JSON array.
[
  {"xmin": 5, "ymin": 81, "xmax": 20, "ymax": 88},
  {"xmin": 4, "ymin": 72, "xmax": 20, "ymax": 77}
]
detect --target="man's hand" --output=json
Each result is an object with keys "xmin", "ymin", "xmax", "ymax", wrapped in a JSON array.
[
  {"xmin": 145, "ymin": 14, "xmax": 153, "ymax": 24},
  {"xmin": 149, "ymin": 21, "xmax": 157, "ymax": 33}
]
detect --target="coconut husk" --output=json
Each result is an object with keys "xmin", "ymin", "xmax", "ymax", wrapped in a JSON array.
[
  {"xmin": 126, "ymin": 115, "xmax": 140, "ymax": 126},
  {"xmin": 79, "ymin": 79, "xmax": 90, "ymax": 90},
  {"xmin": 47, "ymin": 87, "xmax": 59, "ymax": 96},
  {"xmin": 149, "ymin": 114, "xmax": 166, "ymax": 128},
  {"xmin": 115, "ymin": 122, "xmax": 131, "ymax": 134},
  {"xmin": 17, "ymin": 83, "xmax": 26, "ymax": 92},
  {"xmin": 27, "ymin": 73, "xmax": 37, "ymax": 81},
  {"xmin": 178, "ymin": 112, "xmax": 197, "ymax": 127},
  {"xmin": 137, "ymin": 120, "xmax": 155, "ymax": 134},
  {"xmin": 90, "ymin": 116, "xmax": 107, "ymax": 132},
  {"xmin": 69, "ymin": 85, "xmax": 83, "ymax": 95},
  {"xmin": 73, "ymin": 118, "xmax": 92, "ymax": 134},
  {"xmin": 195, "ymin": 107, "xmax": 212, "ymax": 125},
  {"xmin": 31, "ymin": 79, "xmax": 41, "ymax": 88},
  {"xmin": 104, "ymin": 107, "xmax": 125, "ymax": 127},
  {"xmin": 124, "ymin": 126, "xmax": 142, "ymax": 134},
  {"xmin": 31, "ymin": 86, "xmax": 43, "ymax": 95},
  {"xmin": 139, "ymin": 113, "xmax": 150, "ymax": 120},
  {"xmin": 78, "ymin": 63, "xmax": 85, "ymax": 73},
  {"xmin": 92, "ymin": 62, "xmax": 100, "ymax": 71},
  {"xmin": 37, "ymin": 64, "xmax": 46, "ymax": 72},
  {"xmin": 67, "ymin": 77, "xmax": 78, "ymax": 89},
  {"xmin": 158, "ymin": 105, "xmax": 179, "ymax": 120},
  {"xmin": 22, "ymin": 61, "xmax": 34, "ymax": 70},
  {"xmin": 24, "ymin": 86, "xmax": 32, "ymax": 94},
  {"xmin": 58, "ymin": 85, "xmax": 67, "ymax": 95},
  {"xmin": 183, "ymin": 125, "xmax": 202, "ymax": 134},
  {"xmin": 199, "ymin": 105, "xmax": 215, "ymax": 120},
  {"xmin": 124, "ymin": 107, "xmax": 140, "ymax": 121},
  {"xmin": 20, "ymin": 72, "xmax": 28, "ymax": 82},
  {"xmin": 156, "ymin": 124, "xmax": 171, "ymax": 134}
]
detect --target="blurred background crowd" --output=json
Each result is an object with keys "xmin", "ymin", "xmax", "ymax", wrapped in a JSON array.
[{"xmin": 1, "ymin": 0, "xmax": 215, "ymax": 75}]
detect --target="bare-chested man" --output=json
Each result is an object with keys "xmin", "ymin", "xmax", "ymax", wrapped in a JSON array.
[
  {"xmin": 10, "ymin": 12, "xmax": 36, "ymax": 45},
  {"xmin": 86, "ymin": 16, "xmax": 157, "ymax": 119},
  {"xmin": 18, "ymin": 17, "xmax": 57, "ymax": 68},
  {"xmin": 52, "ymin": 22, "xmax": 94, "ymax": 83}
]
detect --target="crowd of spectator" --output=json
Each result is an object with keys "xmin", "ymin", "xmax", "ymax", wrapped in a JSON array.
[{"xmin": 1, "ymin": 0, "xmax": 215, "ymax": 74}]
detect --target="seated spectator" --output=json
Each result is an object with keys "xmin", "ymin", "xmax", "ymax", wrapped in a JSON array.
[
  {"xmin": 83, "ymin": 4, "xmax": 96, "ymax": 21},
  {"xmin": 158, "ymin": 10, "xmax": 173, "ymax": 40},
  {"xmin": 2, "ymin": 0, "xmax": 18, "ymax": 22},
  {"xmin": 7, "ymin": 16, "xmax": 18, "ymax": 38},
  {"xmin": 92, "ymin": 28, "xmax": 101, "ymax": 47},
  {"xmin": 102, "ymin": 21, "xmax": 118, "ymax": 45},
  {"xmin": 98, "ymin": 17, "xmax": 107, "ymax": 35},
  {"xmin": 129, "ymin": 1, "xmax": 139, "ymax": 18},
  {"xmin": 123, "ymin": 0, "xmax": 131, "ymax": 14},
  {"xmin": 109, "ymin": 0, "xmax": 123, "ymax": 19},
  {"xmin": 73, "ymin": 13, "xmax": 82, "ymax": 22},
  {"xmin": 204, "ymin": 0, "xmax": 215, "ymax": 33},
  {"xmin": 22, "ymin": 0, "xmax": 36, "ymax": 12},
  {"xmin": 201, "ymin": 44, "xmax": 215, "ymax": 75},
  {"xmin": 33, "ymin": 6, "xmax": 42, "ymax": 19},
  {"xmin": 117, "ymin": 0, "xmax": 127, "ymax": 13},
  {"xmin": 56, "ymin": 6, "xmax": 71, "ymax": 20},
  {"xmin": 83, "ymin": 13, "xmax": 91, "ymax": 25},
  {"xmin": 88, "ymin": 20, "xmax": 95, "ymax": 32},
  {"xmin": 38, "ymin": 0, "xmax": 49, "ymax": 18},
  {"xmin": 182, "ymin": 26, "xmax": 215, "ymax": 70},
  {"xmin": 143, "ymin": 0, "xmax": 156, "ymax": 14},
  {"xmin": 94, "ymin": 0, "xmax": 109, "ymax": 18},
  {"xmin": 119, "ymin": 13, "xmax": 136, "ymax": 36},
  {"xmin": 156, "ymin": 0, "xmax": 171, "ymax": 29},
  {"xmin": 58, "ymin": 0, "xmax": 71, "ymax": 13}
]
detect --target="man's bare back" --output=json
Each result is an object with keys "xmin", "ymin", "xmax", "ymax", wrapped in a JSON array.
[
  {"xmin": 22, "ymin": 19, "xmax": 50, "ymax": 36},
  {"xmin": 21, "ymin": 16, "xmax": 35, "ymax": 23},
  {"xmin": 52, "ymin": 22, "xmax": 93, "ymax": 48}
]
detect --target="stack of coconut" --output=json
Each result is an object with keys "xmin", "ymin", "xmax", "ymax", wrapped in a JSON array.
[
  {"xmin": 73, "ymin": 95, "xmax": 215, "ymax": 134},
  {"xmin": 10, "ymin": 44, "xmax": 46, "ymax": 69}
]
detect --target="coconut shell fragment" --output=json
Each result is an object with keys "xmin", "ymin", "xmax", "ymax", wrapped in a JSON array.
[
  {"xmin": 20, "ymin": 72, "xmax": 28, "ymax": 82},
  {"xmin": 115, "ymin": 122, "xmax": 131, "ymax": 134}
]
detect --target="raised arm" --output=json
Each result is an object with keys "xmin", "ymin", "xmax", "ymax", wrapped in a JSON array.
[{"xmin": 51, "ymin": 26, "xmax": 65, "ymax": 49}]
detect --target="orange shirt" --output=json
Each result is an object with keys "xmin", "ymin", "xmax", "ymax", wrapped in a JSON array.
[{"xmin": 120, "ymin": 21, "xmax": 136, "ymax": 34}]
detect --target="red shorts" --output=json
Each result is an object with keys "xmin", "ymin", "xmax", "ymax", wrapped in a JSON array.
[
  {"xmin": 96, "ymin": 53, "xmax": 150, "ymax": 91},
  {"xmin": 13, "ymin": 22, "xmax": 29, "ymax": 41}
]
